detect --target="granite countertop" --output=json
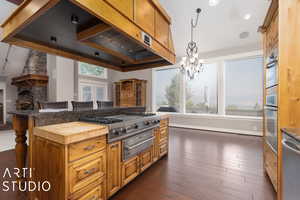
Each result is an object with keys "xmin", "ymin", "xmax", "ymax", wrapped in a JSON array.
[
  {"xmin": 8, "ymin": 107, "xmax": 147, "ymax": 117},
  {"xmin": 34, "ymin": 121, "xmax": 108, "ymax": 144}
]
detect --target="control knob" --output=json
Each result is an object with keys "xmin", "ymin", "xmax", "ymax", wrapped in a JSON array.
[
  {"xmin": 144, "ymin": 121, "xmax": 150, "ymax": 125},
  {"xmin": 111, "ymin": 129, "xmax": 119, "ymax": 135}
]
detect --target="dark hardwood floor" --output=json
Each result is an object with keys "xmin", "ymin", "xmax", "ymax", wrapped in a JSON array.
[{"xmin": 0, "ymin": 128, "xmax": 276, "ymax": 200}]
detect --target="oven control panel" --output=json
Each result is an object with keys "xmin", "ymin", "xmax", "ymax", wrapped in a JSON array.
[{"xmin": 109, "ymin": 117, "xmax": 160, "ymax": 141}]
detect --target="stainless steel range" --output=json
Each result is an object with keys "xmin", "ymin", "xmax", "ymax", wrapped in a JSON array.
[{"xmin": 80, "ymin": 112, "xmax": 160, "ymax": 161}]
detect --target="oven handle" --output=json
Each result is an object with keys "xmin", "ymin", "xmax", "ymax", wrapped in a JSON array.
[
  {"xmin": 282, "ymin": 139, "xmax": 300, "ymax": 155},
  {"xmin": 125, "ymin": 137, "xmax": 154, "ymax": 150}
]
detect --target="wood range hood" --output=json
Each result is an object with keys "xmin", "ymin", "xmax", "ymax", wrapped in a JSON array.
[{"xmin": 1, "ymin": 0, "xmax": 176, "ymax": 72}]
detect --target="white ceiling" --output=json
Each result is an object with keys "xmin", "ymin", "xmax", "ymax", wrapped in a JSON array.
[
  {"xmin": 0, "ymin": 1, "xmax": 271, "ymax": 59},
  {"xmin": 0, "ymin": 1, "xmax": 16, "ymax": 24},
  {"xmin": 160, "ymin": 0, "xmax": 271, "ymax": 58}
]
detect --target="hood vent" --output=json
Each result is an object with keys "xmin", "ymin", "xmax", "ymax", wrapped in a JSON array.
[{"xmin": 1, "ymin": 0, "xmax": 175, "ymax": 72}]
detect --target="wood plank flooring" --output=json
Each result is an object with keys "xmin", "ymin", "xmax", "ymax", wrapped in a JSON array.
[{"xmin": 0, "ymin": 128, "xmax": 276, "ymax": 200}]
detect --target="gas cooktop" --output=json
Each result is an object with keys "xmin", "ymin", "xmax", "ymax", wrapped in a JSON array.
[{"xmin": 79, "ymin": 112, "xmax": 160, "ymax": 143}]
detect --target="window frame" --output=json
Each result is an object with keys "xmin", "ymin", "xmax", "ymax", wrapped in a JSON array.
[
  {"xmin": 152, "ymin": 51, "xmax": 263, "ymax": 120},
  {"xmin": 78, "ymin": 62, "xmax": 107, "ymax": 79},
  {"xmin": 78, "ymin": 79, "xmax": 108, "ymax": 108}
]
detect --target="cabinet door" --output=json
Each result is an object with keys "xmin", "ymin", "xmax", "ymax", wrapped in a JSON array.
[
  {"xmin": 155, "ymin": 10, "xmax": 169, "ymax": 48},
  {"xmin": 159, "ymin": 142, "xmax": 168, "ymax": 158},
  {"xmin": 120, "ymin": 81, "xmax": 135, "ymax": 107},
  {"xmin": 153, "ymin": 128, "xmax": 160, "ymax": 162},
  {"xmin": 135, "ymin": 0, "xmax": 155, "ymax": 36},
  {"xmin": 105, "ymin": 0, "xmax": 134, "ymax": 20},
  {"xmin": 107, "ymin": 142, "xmax": 121, "ymax": 197},
  {"xmin": 140, "ymin": 147, "xmax": 153, "ymax": 172},
  {"xmin": 121, "ymin": 156, "xmax": 139, "ymax": 186}
]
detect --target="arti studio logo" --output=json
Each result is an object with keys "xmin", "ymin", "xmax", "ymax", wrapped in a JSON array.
[{"xmin": 1, "ymin": 168, "xmax": 51, "ymax": 192}]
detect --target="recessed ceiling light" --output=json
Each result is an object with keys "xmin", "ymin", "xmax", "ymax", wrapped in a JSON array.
[
  {"xmin": 209, "ymin": 0, "xmax": 220, "ymax": 7},
  {"xmin": 244, "ymin": 14, "xmax": 251, "ymax": 20},
  {"xmin": 239, "ymin": 32, "xmax": 249, "ymax": 39}
]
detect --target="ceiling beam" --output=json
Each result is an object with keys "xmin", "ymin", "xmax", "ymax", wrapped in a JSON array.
[{"xmin": 6, "ymin": 0, "xmax": 24, "ymax": 5}]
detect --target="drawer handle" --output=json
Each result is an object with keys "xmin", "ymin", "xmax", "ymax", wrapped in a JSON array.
[
  {"xmin": 88, "ymin": 195, "xmax": 97, "ymax": 200},
  {"xmin": 84, "ymin": 145, "xmax": 96, "ymax": 151},
  {"xmin": 84, "ymin": 168, "xmax": 97, "ymax": 175}
]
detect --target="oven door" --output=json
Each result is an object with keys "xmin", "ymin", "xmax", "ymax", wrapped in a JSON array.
[
  {"xmin": 266, "ymin": 86, "xmax": 277, "ymax": 107},
  {"xmin": 266, "ymin": 61, "xmax": 278, "ymax": 88},
  {"xmin": 264, "ymin": 106, "xmax": 278, "ymax": 153},
  {"xmin": 123, "ymin": 129, "xmax": 154, "ymax": 161}
]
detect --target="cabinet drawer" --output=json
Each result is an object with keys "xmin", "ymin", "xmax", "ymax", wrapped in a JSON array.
[
  {"xmin": 69, "ymin": 177, "xmax": 106, "ymax": 200},
  {"xmin": 69, "ymin": 151, "xmax": 106, "ymax": 194},
  {"xmin": 159, "ymin": 142, "xmax": 168, "ymax": 157},
  {"xmin": 69, "ymin": 136, "xmax": 106, "ymax": 162}
]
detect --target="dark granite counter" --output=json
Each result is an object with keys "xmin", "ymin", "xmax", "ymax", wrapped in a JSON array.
[{"xmin": 9, "ymin": 107, "xmax": 146, "ymax": 126}]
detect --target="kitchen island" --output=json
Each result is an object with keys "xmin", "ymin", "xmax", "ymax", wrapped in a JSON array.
[
  {"xmin": 9, "ymin": 107, "xmax": 169, "ymax": 200},
  {"xmin": 8, "ymin": 107, "xmax": 147, "ymax": 181}
]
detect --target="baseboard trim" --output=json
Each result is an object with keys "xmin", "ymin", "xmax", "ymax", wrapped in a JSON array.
[{"xmin": 169, "ymin": 123, "xmax": 262, "ymax": 136}]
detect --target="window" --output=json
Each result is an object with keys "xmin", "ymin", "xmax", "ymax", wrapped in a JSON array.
[
  {"xmin": 78, "ymin": 62, "xmax": 107, "ymax": 79},
  {"xmin": 155, "ymin": 68, "xmax": 180, "ymax": 112},
  {"xmin": 79, "ymin": 81, "xmax": 108, "ymax": 108},
  {"xmin": 225, "ymin": 57, "xmax": 263, "ymax": 117},
  {"xmin": 185, "ymin": 63, "xmax": 218, "ymax": 114}
]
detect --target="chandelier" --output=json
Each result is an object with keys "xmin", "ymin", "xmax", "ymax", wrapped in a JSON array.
[{"xmin": 180, "ymin": 8, "xmax": 204, "ymax": 80}]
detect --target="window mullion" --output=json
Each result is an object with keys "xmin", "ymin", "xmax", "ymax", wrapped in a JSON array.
[{"xmin": 218, "ymin": 61, "xmax": 226, "ymax": 115}]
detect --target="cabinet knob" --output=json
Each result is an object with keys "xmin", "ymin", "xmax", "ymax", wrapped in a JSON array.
[
  {"xmin": 84, "ymin": 145, "xmax": 96, "ymax": 151},
  {"xmin": 84, "ymin": 167, "xmax": 97, "ymax": 175}
]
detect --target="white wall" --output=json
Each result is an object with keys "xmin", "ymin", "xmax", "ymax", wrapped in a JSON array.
[
  {"xmin": 169, "ymin": 114, "xmax": 262, "ymax": 136},
  {"xmin": 47, "ymin": 55, "xmax": 75, "ymax": 108}
]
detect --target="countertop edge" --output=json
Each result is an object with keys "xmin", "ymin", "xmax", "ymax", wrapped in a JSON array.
[{"xmin": 34, "ymin": 122, "xmax": 109, "ymax": 145}]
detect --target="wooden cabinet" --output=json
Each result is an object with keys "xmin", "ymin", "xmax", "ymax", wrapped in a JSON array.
[
  {"xmin": 107, "ymin": 141, "xmax": 122, "ymax": 198},
  {"xmin": 260, "ymin": 1, "xmax": 300, "ymax": 199},
  {"xmin": 159, "ymin": 118, "xmax": 169, "ymax": 158},
  {"xmin": 264, "ymin": 142, "xmax": 278, "ymax": 191},
  {"xmin": 32, "ymin": 122, "xmax": 108, "ymax": 200},
  {"xmin": 32, "ymin": 119, "xmax": 169, "ymax": 200},
  {"xmin": 153, "ymin": 128, "xmax": 160, "ymax": 162},
  {"xmin": 105, "ymin": 0, "xmax": 134, "ymax": 20},
  {"xmin": 260, "ymin": 1, "xmax": 279, "ymax": 195},
  {"xmin": 114, "ymin": 79, "xmax": 147, "ymax": 107},
  {"xmin": 140, "ymin": 147, "xmax": 153, "ymax": 172},
  {"xmin": 134, "ymin": 0, "xmax": 155, "ymax": 36},
  {"xmin": 155, "ymin": 10, "xmax": 169, "ymax": 48},
  {"xmin": 121, "ymin": 156, "xmax": 140, "ymax": 186}
]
